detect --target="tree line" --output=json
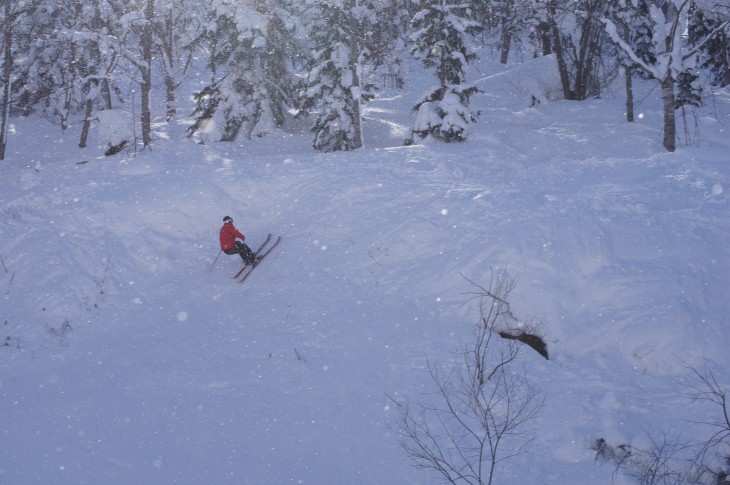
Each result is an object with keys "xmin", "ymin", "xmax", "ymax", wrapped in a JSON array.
[{"xmin": 1, "ymin": 0, "xmax": 729, "ymax": 159}]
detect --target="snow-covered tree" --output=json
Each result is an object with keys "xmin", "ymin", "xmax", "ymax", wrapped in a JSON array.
[
  {"xmin": 12, "ymin": 0, "xmax": 121, "ymax": 149},
  {"xmin": 357, "ymin": 0, "xmax": 410, "ymax": 89},
  {"xmin": 75, "ymin": 0, "xmax": 121, "ymax": 149},
  {"xmin": 473, "ymin": 0, "xmax": 538, "ymax": 64},
  {"xmin": 153, "ymin": 0, "xmax": 202, "ymax": 122},
  {"xmin": 536, "ymin": 0, "xmax": 614, "ymax": 101},
  {"xmin": 300, "ymin": 0, "xmax": 364, "ymax": 152},
  {"xmin": 188, "ymin": 0, "xmax": 300, "ymax": 142},
  {"xmin": 604, "ymin": 0, "xmax": 656, "ymax": 122},
  {"xmin": 10, "ymin": 0, "xmax": 199, "ymax": 151},
  {"xmin": 1, "ymin": 0, "xmax": 43, "ymax": 160},
  {"xmin": 406, "ymin": 0, "xmax": 482, "ymax": 144},
  {"xmin": 500, "ymin": 0, "xmax": 540, "ymax": 64},
  {"xmin": 603, "ymin": 0, "xmax": 730, "ymax": 151},
  {"xmin": 689, "ymin": 2, "xmax": 730, "ymax": 88},
  {"xmin": 12, "ymin": 0, "xmax": 76, "ymax": 129},
  {"xmin": 260, "ymin": 4, "xmax": 300, "ymax": 128}
]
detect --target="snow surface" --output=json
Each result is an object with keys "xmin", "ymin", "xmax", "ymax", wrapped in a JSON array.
[{"xmin": 1, "ymin": 54, "xmax": 729, "ymax": 484}]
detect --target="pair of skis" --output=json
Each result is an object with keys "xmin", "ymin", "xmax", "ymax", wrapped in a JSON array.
[{"xmin": 233, "ymin": 233, "xmax": 282, "ymax": 283}]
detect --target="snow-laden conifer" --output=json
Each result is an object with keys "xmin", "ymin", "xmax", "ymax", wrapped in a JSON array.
[
  {"xmin": 299, "ymin": 0, "xmax": 363, "ymax": 152},
  {"xmin": 406, "ymin": 1, "xmax": 482, "ymax": 144},
  {"xmin": 189, "ymin": 0, "xmax": 299, "ymax": 142}
]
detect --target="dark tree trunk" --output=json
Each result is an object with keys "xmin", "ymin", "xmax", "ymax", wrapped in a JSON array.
[
  {"xmin": 575, "ymin": 18, "xmax": 600, "ymax": 100},
  {"xmin": 140, "ymin": 0, "xmax": 154, "ymax": 148},
  {"xmin": 537, "ymin": 22, "xmax": 552, "ymax": 56},
  {"xmin": 0, "ymin": 0, "xmax": 13, "ymax": 161},
  {"xmin": 500, "ymin": 29, "xmax": 511, "ymax": 65},
  {"xmin": 660, "ymin": 1, "xmax": 679, "ymax": 152},
  {"xmin": 164, "ymin": 70, "xmax": 175, "ymax": 122},
  {"xmin": 79, "ymin": 98, "xmax": 94, "ymax": 148},
  {"xmin": 547, "ymin": 0, "xmax": 573, "ymax": 99},
  {"xmin": 350, "ymin": 32, "xmax": 363, "ymax": 149},
  {"xmin": 661, "ymin": 74, "xmax": 676, "ymax": 152},
  {"xmin": 163, "ymin": 9, "xmax": 176, "ymax": 122},
  {"xmin": 499, "ymin": 0, "xmax": 513, "ymax": 65},
  {"xmin": 625, "ymin": 68, "xmax": 634, "ymax": 123},
  {"xmin": 349, "ymin": 0, "xmax": 362, "ymax": 149}
]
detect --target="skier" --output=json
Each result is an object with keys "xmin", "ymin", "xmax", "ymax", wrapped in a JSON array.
[{"xmin": 220, "ymin": 216, "xmax": 257, "ymax": 265}]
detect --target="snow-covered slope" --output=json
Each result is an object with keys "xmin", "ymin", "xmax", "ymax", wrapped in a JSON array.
[{"xmin": 1, "ymin": 57, "xmax": 728, "ymax": 484}]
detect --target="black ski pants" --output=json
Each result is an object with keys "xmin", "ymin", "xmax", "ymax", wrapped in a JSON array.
[{"xmin": 224, "ymin": 241, "xmax": 255, "ymax": 264}]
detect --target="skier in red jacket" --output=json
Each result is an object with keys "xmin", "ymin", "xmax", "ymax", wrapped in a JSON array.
[{"xmin": 220, "ymin": 216, "xmax": 256, "ymax": 264}]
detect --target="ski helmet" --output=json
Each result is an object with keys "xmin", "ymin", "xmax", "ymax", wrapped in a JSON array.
[{"xmin": 223, "ymin": 216, "xmax": 233, "ymax": 222}]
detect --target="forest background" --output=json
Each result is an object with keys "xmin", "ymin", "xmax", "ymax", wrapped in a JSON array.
[{"xmin": 2, "ymin": 0, "xmax": 730, "ymax": 158}]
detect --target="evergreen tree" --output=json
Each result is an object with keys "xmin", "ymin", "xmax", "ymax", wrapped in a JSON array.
[
  {"xmin": 300, "ymin": 0, "xmax": 363, "ymax": 152},
  {"xmin": 188, "ymin": 0, "xmax": 299, "ymax": 142},
  {"xmin": 14, "ymin": 0, "xmax": 120, "ymax": 145},
  {"xmin": 13, "ymin": 1, "xmax": 73, "ymax": 126},
  {"xmin": 689, "ymin": 3, "xmax": 730, "ymax": 88},
  {"xmin": 407, "ymin": 0, "xmax": 482, "ymax": 144},
  {"xmin": 262, "ymin": 5, "xmax": 300, "ymax": 128},
  {"xmin": 357, "ymin": 0, "xmax": 410, "ymax": 89}
]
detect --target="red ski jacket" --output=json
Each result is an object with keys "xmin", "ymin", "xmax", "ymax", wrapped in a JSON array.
[{"xmin": 220, "ymin": 222, "xmax": 245, "ymax": 251}]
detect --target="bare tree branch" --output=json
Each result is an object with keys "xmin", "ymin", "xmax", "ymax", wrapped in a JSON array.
[
  {"xmin": 596, "ymin": 360, "xmax": 729, "ymax": 484},
  {"xmin": 393, "ymin": 270, "xmax": 544, "ymax": 484}
]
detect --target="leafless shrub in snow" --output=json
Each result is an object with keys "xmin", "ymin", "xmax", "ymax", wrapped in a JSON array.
[
  {"xmin": 391, "ymin": 269, "xmax": 544, "ymax": 485},
  {"xmin": 595, "ymin": 361, "xmax": 729, "ymax": 485},
  {"xmin": 684, "ymin": 361, "xmax": 730, "ymax": 485}
]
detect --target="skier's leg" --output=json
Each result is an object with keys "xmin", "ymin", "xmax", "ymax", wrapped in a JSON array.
[
  {"xmin": 241, "ymin": 243, "xmax": 256, "ymax": 264},
  {"xmin": 235, "ymin": 242, "xmax": 255, "ymax": 264}
]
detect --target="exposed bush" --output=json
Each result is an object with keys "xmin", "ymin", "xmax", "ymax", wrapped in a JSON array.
[{"xmin": 392, "ymin": 269, "xmax": 545, "ymax": 485}]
